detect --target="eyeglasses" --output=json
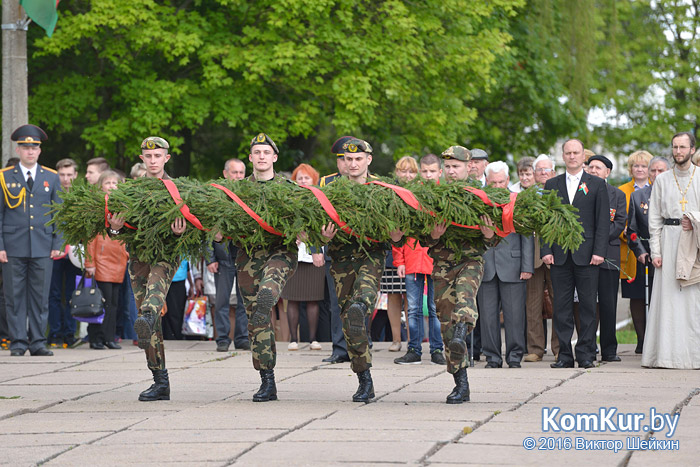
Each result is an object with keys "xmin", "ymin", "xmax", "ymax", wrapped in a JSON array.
[
  {"xmin": 672, "ymin": 146, "xmax": 690, "ymax": 151},
  {"xmin": 535, "ymin": 168, "xmax": 553, "ymax": 173}
]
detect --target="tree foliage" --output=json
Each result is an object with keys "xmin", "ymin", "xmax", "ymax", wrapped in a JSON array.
[{"xmin": 25, "ymin": 0, "xmax": 600, "ymax": 176}]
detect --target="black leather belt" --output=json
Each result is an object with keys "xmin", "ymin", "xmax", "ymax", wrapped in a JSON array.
[{"xmin": 664, "ymin": 218, "xmax": 681, "ymax": 225}]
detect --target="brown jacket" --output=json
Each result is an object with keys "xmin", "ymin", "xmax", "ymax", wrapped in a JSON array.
[{"xmin": 85, "ymin": 234, "xmax": 129, "ymax": 283}]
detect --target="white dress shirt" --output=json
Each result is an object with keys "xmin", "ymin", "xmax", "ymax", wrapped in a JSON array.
[
  {"xmin": 566, "ymin": 169, "xmax": 583, "ymax": 204},
  {"xmin": 18, "ymin": 162, "xmax": 37, "ymax": 185}
]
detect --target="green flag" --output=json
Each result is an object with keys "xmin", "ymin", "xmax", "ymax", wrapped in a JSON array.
[{"xmin": 20, "ymin": 0, "xmax": 60, "ymax": 37}]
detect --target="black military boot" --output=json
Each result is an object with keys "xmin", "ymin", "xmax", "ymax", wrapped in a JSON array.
[
  {"xmin": 346, "ymin": 302, "xmax": 367, "ymax": 338},
  {"xmin": 448, "ymin": 322, "xmax": 468, "ymax": 362},
  {"xmin": 446, "ymin": 367, "xmax": 470, "ymax": 404},
  {"xmin": 253, "ymin": 369, "xmax": 277, "ymax": 402},
  {"xmin": 134, "ymin": 312, "xmax": 156, "ymax": 349},
  {"xmin": 352, "ymin": 369, "xmax": 375, "ymax": 403},
  {"xmin": 139, "ymin": 369, "xmax": 170, "ymax": 401}
]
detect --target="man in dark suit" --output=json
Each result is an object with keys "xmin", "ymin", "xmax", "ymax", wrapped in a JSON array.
[
  {"xmin": 207, "ymin": 158, "xmax": 250, "ymax": 352},
  {"xmin": 541, "ymin": 139, "xmax": 609, "ymax": 369},
  {"xmin": 0, "ymin": 124, "xmax": 62, "ymax": 357},
  {"xmin": 587, "ymin": 155, "xmax": 627, "ymax": 362},
  {"xmin": 477, "ymin": 161, "xmax": 534, "ymax": 368}
]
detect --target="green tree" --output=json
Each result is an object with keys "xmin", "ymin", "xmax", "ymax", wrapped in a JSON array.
[{"xmin": 28, "ymin": 0, "xmax": 525, "ymax": 177}]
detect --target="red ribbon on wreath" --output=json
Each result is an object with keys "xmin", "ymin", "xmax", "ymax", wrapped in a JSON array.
[
  {"xmin": 210, "ymin": 183, "xmax": 284, "ymax": 237},
  {"xmin": 104, "ymin": 193, "xmax": 137, "ymax": 230},
  {"xmin": 161, "ymin": 179, "xmax": 207, "ymax": 231}
]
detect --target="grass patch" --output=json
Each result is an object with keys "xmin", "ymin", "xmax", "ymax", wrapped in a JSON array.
[{"xmin": 597, "ymin": 321, "xmax": 637, "ymax": 345}]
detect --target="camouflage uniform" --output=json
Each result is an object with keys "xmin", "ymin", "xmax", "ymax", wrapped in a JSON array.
[
  {"xmin": 328, "ymin": 242, "xmax": 386, "ymax": 373},
  {"xmin": 127, "ymin": 169, "xmax": 179, "ymax": 371},
  {"xmin": 129, "ymin": 258, "xmax": 179, "ymax": 370},
  {"xmin": 235, "ymin": 172, "xmax": 298, "ymax": 371}
]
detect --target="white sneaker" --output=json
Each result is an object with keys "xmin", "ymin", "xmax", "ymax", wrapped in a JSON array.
[
  {"xmin": 310, "ymin": 341, "xmax": 322, "ymax": 350},
  {"xmin": 288, "ymin": 342, "xmax": 299, "ymax": 351}
]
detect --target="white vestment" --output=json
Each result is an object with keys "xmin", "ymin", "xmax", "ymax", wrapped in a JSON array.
[{"xmin": 642, "ymin": 166, "xmax": 700, "ymax": 369}]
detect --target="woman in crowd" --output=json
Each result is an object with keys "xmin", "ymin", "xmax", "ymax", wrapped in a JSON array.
[
  {"xmin": 283, "ymin": 163, "xmax": 324, "ymax": 350},
  {"xmin": 84, "ymin": 170, "xmax": 129, "ymax": 349},
  {"xmin": 617, "ymin": 150, "xmax": 653, "ymax": 352}
]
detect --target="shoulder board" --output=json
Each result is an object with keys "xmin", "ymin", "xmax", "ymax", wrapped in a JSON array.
[
  {"xmin": 41, "ymin": 165, "xmax": 57, "ymax": 174},
  {"xmin": 0, "ymin": 166, "xmax": 13, "ymax": 173}
]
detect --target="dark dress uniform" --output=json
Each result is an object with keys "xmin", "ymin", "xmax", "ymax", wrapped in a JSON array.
[{"xmin": 0, "ymin": 125, "xmax": 61, "ymax": 356}]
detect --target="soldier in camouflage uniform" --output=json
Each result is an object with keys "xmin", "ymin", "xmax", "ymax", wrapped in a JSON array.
[
  {"xmin": 107, "ymin": 136, "xmax": 186, "ymax": 401},
  {"xmin": 424, "ymin": 146, "xmax": 497, "ymax": 404},
  {"xmin": 234, "ymin": 133, "xmax": 298, "ymax": 402},
  {"xmin": 316, "ymin": 138, "xmax": 402, "ymax": 403}
]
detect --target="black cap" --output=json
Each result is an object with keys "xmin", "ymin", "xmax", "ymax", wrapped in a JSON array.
[
  {"xmin": 331, "ymin": 136, "xmax": 354, "ymax": 158},
  {"xmin": 11, "ymin": 124, "xmax": 47, "ymax": 146},
  {"xmin": 470, "ymin": 148, "xmax": 488, "ymax": 161},
  {"xmin": 250, "ymin": 133, "xmax": 279, "ymax": 154},
  {"xmin": 588, "ymin": 155, "xmax": 613, "ymax": 170}
]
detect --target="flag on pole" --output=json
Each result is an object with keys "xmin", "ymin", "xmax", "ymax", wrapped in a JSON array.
[{"xmin": 20, "ymin": 0, "xmax": 60, "ymax": 37}]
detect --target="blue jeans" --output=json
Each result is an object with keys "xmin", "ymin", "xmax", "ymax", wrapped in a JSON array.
[
  {"xmin": 405, "ymin": 273, "xmax": 443, "ymax": 355},
  {"xmin": 47, "ymin": 257, "xmax": 80, "ymax": 341}
]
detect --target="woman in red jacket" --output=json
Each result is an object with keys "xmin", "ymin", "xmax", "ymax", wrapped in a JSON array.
[{"xmin": 84, "ymin": 170, "xmax": 129, "ymax": 349}]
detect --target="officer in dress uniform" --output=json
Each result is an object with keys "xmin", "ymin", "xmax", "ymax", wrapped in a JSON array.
[{"xmin": 0, "ymin": 124, "xmax": 62, "ymax": 356}]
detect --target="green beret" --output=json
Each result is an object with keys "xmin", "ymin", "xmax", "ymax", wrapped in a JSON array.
[
  {"xmin": 441, "ymin": 146, "xmax": 471, "ymax": 162},
  {"xmin": 141, "ymin": 136, "xmax": 170, "ymax": 150},
  {"xmin": 250, "ymin": 133, "xmax": 279, "ymax": 154},
  {"xmin": 343, "ymin": 138, "xmax": 373, "ymax": 155}
]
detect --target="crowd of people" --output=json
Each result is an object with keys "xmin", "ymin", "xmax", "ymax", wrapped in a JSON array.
[{"xmin": 1, "ymin": 123, "xmax": 698, "ymax": 405}]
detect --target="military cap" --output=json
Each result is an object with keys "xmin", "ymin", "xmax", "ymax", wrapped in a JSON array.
[
  {"xmin": 331, "ymin": 136, "xmax": 354, "ymax": 158},
  {"xmin": 141, "ymin": 136, "xmax": 170, "ymax": 150},
  {"xmin": 441, "ymin": 146, "xmax": 471, "ymax": 162},
  {"xmin": 250, "ymin": 133, "xmax": 279, "ymax": 154},
  {"xmin": 11, "ymin": 124, "xmax": 47, "ymax": 146},
  {"xmin": 343, "ymin": 138, "xmax": 373, "ymax": 155},
  {"xmin": 470, "ymin": 148, "xmax": 489, "ymax": 161},
  {"xmin": 588, "ymin": 154, "xmax": 613, "ymax": 170}
]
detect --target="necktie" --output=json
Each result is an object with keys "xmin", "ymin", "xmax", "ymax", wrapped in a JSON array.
[{"xmin": 27, "ymin": 171, "xmax": 34, "ymax": 190}]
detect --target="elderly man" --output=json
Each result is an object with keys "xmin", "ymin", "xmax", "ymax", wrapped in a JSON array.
[
  {"xmin": 207, "ymin": 158, "xmax": 250, "ymax": 352},
  {"xmin": 468, "ymin": 149, "xmax": 489, "ymax": 187},
  {"xmin": 477, "ymin": 161, "xmax": 533, "ymax": 368},
  {"xmin": 586, "ymin": 155, "xmax": 627, "ymax": 363},
  {"xmin": 523, "ymin": 154, "xmax": 559, "ymax": 362}
]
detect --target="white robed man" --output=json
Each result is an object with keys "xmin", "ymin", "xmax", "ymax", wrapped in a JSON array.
[{"xmin": 643, "ymin": 131, "xmax": 700, "ymax": 369}]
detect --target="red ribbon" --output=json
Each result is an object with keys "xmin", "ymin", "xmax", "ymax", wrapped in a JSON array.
[
  {"xmin": 299, "ymin": 184, "xmax": 379, "ymax": 242},
  {"xmin": 104, "ymin": 193, "xmax": 137, "ymax": 230},
  {"xmin": 210, "ymin": 183, "xmax": 284, "ymax": 237},
  {"xmin": 161, "ymin": 179, "xmax": 207, "ymax": 231}
]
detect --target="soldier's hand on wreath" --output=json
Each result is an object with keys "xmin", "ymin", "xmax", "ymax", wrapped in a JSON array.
[
  {"xmin": 321, "ymin": 222, "xmax": 337, "ymax": 241},
  {"xmin": 171, "ymin": 218, "xmax": 186, "ymax": 235},
  {"xmin": 297, "ymin": 231, "xmax": 308, "ymax": 243},
  {"xmin": 0, "ymin": 250, "xmax": 7, "ymax": 263},
  {"xmin": 207, "ymin": 261, "xmax": 219, "ymax": 274},
  {"xmin": 389, "ymin": 228, "xmax": 404, "ymax": 243},
  {"xmin": 312, "ymin": 253, "xmax": 325, "ymax": 267},
  {"xmin": 108, "ymin": 212, "xmax": 125, "ymax": 231},
  {"xmin": 479, "ymin": 215, "xmax": 496, "ymax": 239},
  {"xmin": 397, "ymin": 265, "xmax": 406, "ymax": 278},
  {"xmin": 430, "ymin": 221, "xmax": 448, "ymax": 239}
]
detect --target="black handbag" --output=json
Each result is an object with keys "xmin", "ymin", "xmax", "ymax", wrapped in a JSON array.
[{"xmin": 70, "ymin": 275, "xmax": 104, "ymax": 318}]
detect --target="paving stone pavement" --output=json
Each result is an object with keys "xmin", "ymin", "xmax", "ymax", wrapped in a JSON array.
[{"xmin": 0, "ymin": 341, "xmax": 698, "ymax": 466}]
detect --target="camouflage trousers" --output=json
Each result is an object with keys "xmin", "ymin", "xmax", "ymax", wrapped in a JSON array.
[
  {"xmin": 429, "ymin": 242, "xmax": 484, "ymax": 374},
  {"xmin": 236, "ymin": 246, "xmax": 297, "ymax": 371},
  {"xmin": 329, "ymin": 243, "xmax": 386, "ymax": 373},
  {"xmin": 129, "ymin": 259, "xmax": 179, "ymax": 371}
]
